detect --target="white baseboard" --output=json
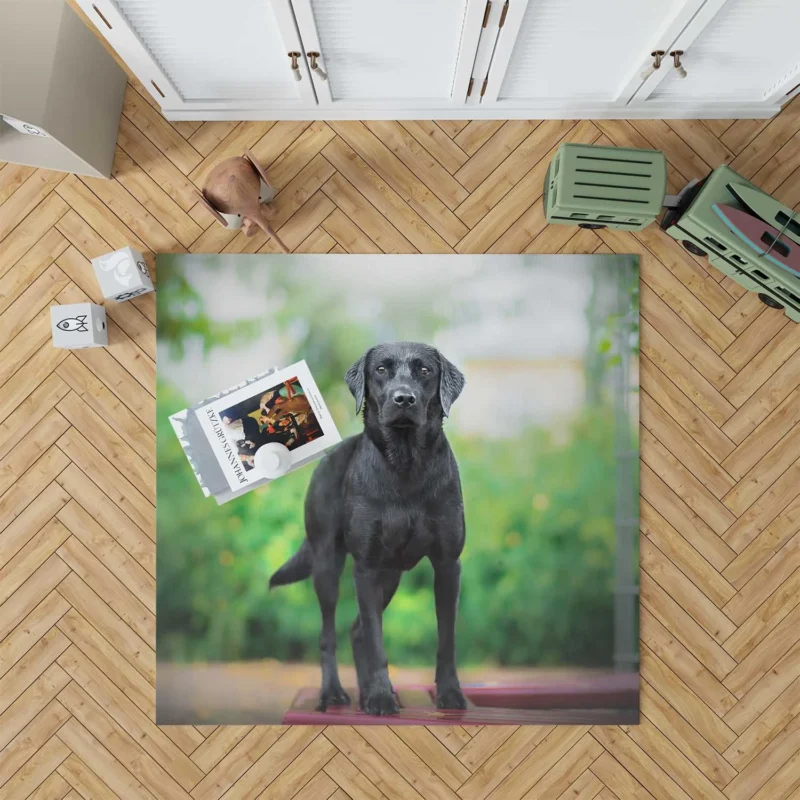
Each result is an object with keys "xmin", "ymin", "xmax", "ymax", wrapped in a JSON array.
[{"xmin": 162, "ymin": 103, "xmax": 780, "ymax": 122}]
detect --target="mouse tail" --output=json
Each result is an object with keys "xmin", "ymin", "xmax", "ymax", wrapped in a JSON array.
[
  {"xmin": 269, "ymin": 539, "xmax": 312, "ymax": 588},
  {"xmin": 254, "ymin": 212, "xmax": 290, "ymax": 254}
]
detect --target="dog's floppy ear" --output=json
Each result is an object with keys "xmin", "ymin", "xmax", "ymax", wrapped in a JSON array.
[
  {"xmin": 438, "ymin": 353, "xmax": 465, "ymax": 417},
  {"xmin": 345, "ymin": 351, "xmax": 369, "ymax": 414}
]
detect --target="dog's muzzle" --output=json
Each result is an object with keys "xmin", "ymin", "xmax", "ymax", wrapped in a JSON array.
[{"xmin": 382, "ymin": 388, "xmax": 423, "ymax": 427}]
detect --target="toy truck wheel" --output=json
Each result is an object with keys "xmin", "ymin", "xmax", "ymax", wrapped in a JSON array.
[
  {"xmin": 758, "ymin": 293, "xmax": 784, "ymax": 310},
  {"xmin": 682, "ymin": 240, "xmax": 707, "ymax": 257},
  {"xmin": 578, "ymin": 223, "xmax": 607, "ymax": 230}
]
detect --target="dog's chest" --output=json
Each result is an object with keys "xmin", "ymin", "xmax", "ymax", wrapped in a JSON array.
[{"xmin": 355, "ymin": 505, "xmax": 435, "ymax": 570}]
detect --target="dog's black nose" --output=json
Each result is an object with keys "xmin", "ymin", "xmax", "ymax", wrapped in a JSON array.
[{"xmin": 392, "ymin": 390, "xmax": 416, "ymax": 408}]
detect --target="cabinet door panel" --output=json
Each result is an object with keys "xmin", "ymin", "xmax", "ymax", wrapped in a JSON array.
[
  {"xmin": 647, "ymin": 0, "xmax": 800, "ymax": 103},
  {"xmin": 293, "ymin": 0, "xmax": 479, "ymax": 105},
  {"xmin": 77, "ymin": 0, "xmax": 313, "ymax": 109},
  {"xmin": 490, "ymin": 0, "xmax": 694, "ymax": 104}
]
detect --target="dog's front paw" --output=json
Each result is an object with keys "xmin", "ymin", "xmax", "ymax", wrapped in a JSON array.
[
  {"xmin": 436, "ymin": 684, "xmax": 467, "ymax": 710},
  {"xmin": 317, "ymin": 686, "xmax": 351, "ymax": 711},
  {"xmin": 361, "ymin": 685, "xmax": 399, "ymax": 716}
]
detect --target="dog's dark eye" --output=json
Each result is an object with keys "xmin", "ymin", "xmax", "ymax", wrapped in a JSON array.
[
  {"xmin": 376, "ymin": 366, "xmax": 386, "ymax": 374},
  {"xmin": 420, "ymin": 367, "xmax": 430, "ymax": 376}
]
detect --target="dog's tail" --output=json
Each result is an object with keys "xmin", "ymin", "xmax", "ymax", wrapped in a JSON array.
[{"xmin": 269, "ymin": 539, "xmax": 312, "ymax": 588}]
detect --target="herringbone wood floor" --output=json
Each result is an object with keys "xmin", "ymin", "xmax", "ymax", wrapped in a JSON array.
[{"xmin": 3, "ymin": 64, "xmax": 800, "ymax": 799}]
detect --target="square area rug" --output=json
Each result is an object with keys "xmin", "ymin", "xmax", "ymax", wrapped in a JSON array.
[{"xmin": 155, "ymin": 253, "xmax": 639, "ymax": 725}]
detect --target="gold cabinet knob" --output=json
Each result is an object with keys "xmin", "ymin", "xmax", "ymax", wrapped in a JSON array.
[
  {"xmin": 288, "ymin": 52, "xmax": 302, "ymax": 82},
  {"xmin": 307, "ymin": 52, "xmax": 328, "ymax": 81},
  {"xmin": 641, "ymin": 50, "xmax": 665, "ymax": 81},
  {"xmin": 670, "ymin": 50, "xmax": 687, "ymax": 79}
]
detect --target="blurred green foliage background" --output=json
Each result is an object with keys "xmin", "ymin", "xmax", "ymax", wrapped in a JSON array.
[{"xmin": 156, "ymin": 255, "xmax": 639, "ymax": 670}]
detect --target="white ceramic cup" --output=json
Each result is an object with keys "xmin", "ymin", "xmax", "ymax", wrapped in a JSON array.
[{"xmin": 253, "ymin": 442, "xmax": 292, "ymax": 479}]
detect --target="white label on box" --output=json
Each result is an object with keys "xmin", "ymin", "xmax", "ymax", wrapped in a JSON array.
[{"xmin": 2, "ymin": 115, "xmax": 50, "ymax": 137}]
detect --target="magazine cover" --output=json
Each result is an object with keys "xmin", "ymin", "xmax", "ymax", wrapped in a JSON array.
[{"xmin": 194, "ymin": 360, "xmax": 341, "ymax": 491}]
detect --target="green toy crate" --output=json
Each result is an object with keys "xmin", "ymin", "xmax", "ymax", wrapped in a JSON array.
[
  {"xmin": 544, "ymin": 143, "xmax": 667, "ymax": 231},
  {"xmin": 660, "ymin": 164, "xmax": 800, "ymax": 322}
]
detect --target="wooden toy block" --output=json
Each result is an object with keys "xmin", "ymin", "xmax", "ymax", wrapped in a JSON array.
[
  {"xmin": 91, "ymin": 246, "xmax": 154, "ymax": 302},
  {"xmin": 51, "ymin": 302, "xmax": 107, "ymax": 349}
]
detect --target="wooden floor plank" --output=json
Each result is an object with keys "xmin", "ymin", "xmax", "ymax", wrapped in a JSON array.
[
  {"xmin": 0, "ymin": 627, "xmax": 70, "ymax": 719},
  {"xmin": 55, "ymin": 175, "xmax": 148, "ymax": 255},
  {"xmin": 0, "ymin": 733, "xmax": 70, "ymax": 800},
  {"xmin": 55, "ymin": 428, "xmax": 154, "ymax": 537},
  {"xmin": 189, "ymin": 726, "xmax": 285, "ymax": 800},
  {"xmin": 724, "ymin": 640, "xmax": 800, "ymax": 735},
  {"xmin": 364, "ymin": 120, "xmax": 469, "ymax": 210},
  {"xmin": 56, "ymin": 572, "xmax": 154, "ymax": 683},
  {"xmin": 641, "ymin": 607, "xmax": 738, "ymax": 720},
  {"xmin": 641, "ymin": 536, "xmax": 736, "ymax": 644},
  {"xmin": 111, "ymin": 148, "xmax": 203, "ymax": 249},
  {"xmin": 641, "ymin": 572, "xmax": 737, "ymax": 685},
  {"xmin": 641, "ymin": 501, "xmax": 736, "ymax": 608},
  {"xmin": 722, "ymin": 496, "xmax": 800, "ymax": 589},
  {"xmin": 187, "ymin": 122, "xmax": 239, "ymax": 158},
  {"xmin": 639, "ymin": 644, "xmax": 737, "ymax": 752},
  {"xmin": 0, "ymin": 170, "xmax": 65, "ymax": 244},
  {"xmin": 400, "ymin": 121, "xmax": 469, "ymax": 175},
  {"xmin": 724, "ymin": 565, "xmax": 800, "ymax": 663},
  {"xmin": 453, "ymin": 121, "xmax": 506, "ymax": 155},
  {"xmin": 0, "ymin": 668, "xmax": 70, "ymax": 759},
  {"xmin": 641, "ymin": 428, "xmax": 737, "ymax": 536},
  {"xmin": 56, "ymin": 716, "xmax": 159, "ymax": 800},
  {"xmin": 0, "ymin": 228, "xmax": 69, "ymax": 317},
  {"xmin": 436, "ymin": 120, "xmax": 470, "ymax": 138},
  {"xmin": 0, "ymin": 592, "xmax": 69, "ymax": 684},
  {"xmin": 590, "ymin": 725, "xmax": 695, "ymax": 800},
  {"xmin": 122, "ymin": 85, "xmax": 202, "ymax": 176},
  {"xmin": 116, "ymin": 116, "xmax": 202, "ymax": 212},
  {"xmin": 55, "ymin": 464, "xmax": 154, "ymax": 576},
  {"xmin": 0, "ymin": 193, "xmax": 69, "ymax": 280},
  {"xmin": 641, "ymin": 391, "xmax": 735, "ymax": 501},
  {"xmin": 265, "ymin": 121, "xmax": 336, "ymax": 191},
  {"xmin": 326, "ymin": 124, "xmax": 466, "ymax": 248},
  {"xmin": 638, "ymin": 680, "xmax": 737, "ymax": 790},
  {"xmin": 57, "ymin": 536, "xmax": 154, "ymax": 645},
  {"xmin": 453, "ymin": 121, "xmax": 539, "ymax": 192},
  {"xmin": 639, "ymin": 357, "xmax": 735, "ymax": 463},
  {"xmin": 0, "ymin": 163, "xmax": 36, "ymax": 206},
  {"xmin": 454, "ymin": 119, "xmax": 581, "ymax": 232},
  {"xmin": 57, "ymin": 753, "xmax": 122, "ymax": 800},
  {"xmin": 56, "ymin": 499, "xmax": 155, "ymax": 609}
]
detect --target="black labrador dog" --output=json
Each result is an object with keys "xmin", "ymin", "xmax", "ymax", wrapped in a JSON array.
[{"xmin": 269, "ymin": 342, "xmax": 467, "ymax": 715}]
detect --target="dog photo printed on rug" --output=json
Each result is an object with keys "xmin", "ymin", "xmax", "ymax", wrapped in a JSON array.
[{"xmin": 155, "ymin": 253, "xmax": 640, "ymax": 726}]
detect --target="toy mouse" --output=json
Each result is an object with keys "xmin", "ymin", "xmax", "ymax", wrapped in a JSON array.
[{"xmin": 197, "ymin": 149, "xmax": 290, "ymax": 253}]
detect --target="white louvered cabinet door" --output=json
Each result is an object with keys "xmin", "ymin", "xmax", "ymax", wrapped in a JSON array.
[
  {"xmin": 480, "ymin": 0, "xmax": 707, "ymax": 109},
  {"xmin": 74, "ymin": 0, "xmax": 316, "ymax": 112},
  {"xmin": 633, "ymin": 0, "xmax": 800, "ymax": 108},
  {"xmin": 289, "ymin": 0, "xmax": 487, "ymax": 107}
]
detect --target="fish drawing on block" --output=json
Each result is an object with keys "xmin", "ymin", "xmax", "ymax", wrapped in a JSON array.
[
  {"xmin": 712, "ymin": 203, "xmax": 800, "ymax": 277},
  {"xmin": 57, "ymin": 315, "xmax": 89, "ymax": 332}
]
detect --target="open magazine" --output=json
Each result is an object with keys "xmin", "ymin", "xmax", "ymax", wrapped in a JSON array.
[{"xmin": 170, "ymin": 361, "xmax": 341, "ymax": 504}]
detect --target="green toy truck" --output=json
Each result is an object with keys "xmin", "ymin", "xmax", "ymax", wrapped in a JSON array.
[
  {"xmin": 659, "ymin": 165, "xmax": 800, "ymax": 322},
  {"xmin": 544, "ymin": 142, "xmax": 800, "ymax": 322},
  {"xmin": 543, "ymin": 143, "xmax": 667, "ymax": 232}
]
